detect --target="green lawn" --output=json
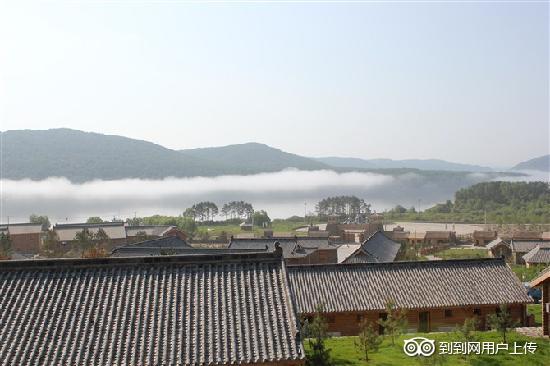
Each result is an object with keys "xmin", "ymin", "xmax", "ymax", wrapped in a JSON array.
[
  {"xmin": 435, "ymin": 248, "xmax": 488, "ymax": 260},
  {"xmin": 511, "ymin": 264, "xmax": 547, "ymax": 282},
  {"xmin": 306, "ymin": 331, "xmax": 550, "ymax": 366},
  {"xmin": 527, "ymin": 304, "xmax": 542, "ymax": 326},
  {"xmin": 198, "ymin": 219, "xmax": 319, "ymax": 238}
]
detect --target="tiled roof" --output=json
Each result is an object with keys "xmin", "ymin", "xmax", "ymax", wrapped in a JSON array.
[
  {"xmin": 287, "ymin": 258, "xmax": 531, "ymax": 314},
  {"xmin": 343, "ymin": 231, "xmax": 401, "ymax": 264},
  {"xmin": 486, "ymin": 238, "xmax": 508, "ymax": 250},
  {"xmin": 0, "ymin": 252, "xmax": 303, "ymax": 365},
  {"xmin": 229, "ymin": 237, "xmax": 336, "ymax": 259},
  {"xmin": 125, "ymin": 225, "xmax": 174, "ymax": 237},
  {"xmin": 54, "ymin": 222, "xmax": 127, "ymax": 241},
  {"xmin": 111, "ymin": 236, "xmax": 194, "ymax": 257},
  {"xmin": 510, "ymin": 240, "xmax": 550, "ymax": 253},
  {"xmin": 425, "ymin": 231, "xmax": 454, "ymax": 240},
  {"xmin": 473, "ymin": 231, "xmax": 497, "ymax": 239},
  {"xmin": 522, "ymin": 246, "xmax": 550, "ymax": 264}
]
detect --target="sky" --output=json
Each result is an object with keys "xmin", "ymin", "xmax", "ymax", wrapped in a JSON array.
[{"xmin": 0, "ymin": 1, "xmax": 548, "ymax": 168}]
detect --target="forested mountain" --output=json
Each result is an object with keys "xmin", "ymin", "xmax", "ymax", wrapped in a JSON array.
[
  {"xmin": 386, "ymin": 181, "xmax": 550, "ymax": 223},
  {"xmin": 512, "ymin": 155, "xmax": 550, "ymax": 172},
  {"xmin": 314, "ymin": 156, "xmax": 492, "ymax": 172},
  {"xmin": 0, "ymin": 129, "xmax": 228, "ymax": 182},
  {"xmin": 181, "ymin": 143, "xmax": 329, "ymax": 173},
  {"xmin": 0, "ymin": 129, "xmax": 525, "ymax": 182},
  {"xmin": 0, "ymin": 129, "xmax": 328, "ymax": 182}
]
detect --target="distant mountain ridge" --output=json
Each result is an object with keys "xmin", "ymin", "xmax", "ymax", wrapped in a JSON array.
[
  {"xmin": 181, "ymin": 143, "xmax": 328, "ymax": 173},
  {"xmin": 0, "ymin": 128, "xmax": 526, "ymax": 182},
  {"xmin": 314, "ymin": 156, "xmax": 493, "ymax": 172},
  {"xmin": 512, "ymin": 155, "xmax": 549, "ymax": 172}
]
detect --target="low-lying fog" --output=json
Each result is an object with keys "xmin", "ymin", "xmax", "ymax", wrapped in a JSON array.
[{"xmin": 0, "ymin": 169, "xmax": 547, "ymax": 223}]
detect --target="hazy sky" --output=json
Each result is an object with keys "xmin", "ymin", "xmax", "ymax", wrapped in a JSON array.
[{"xmin": 0, "ymin": 1, "xmax": 548, "ymax": 167}]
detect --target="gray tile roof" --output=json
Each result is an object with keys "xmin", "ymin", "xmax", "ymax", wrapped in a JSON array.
[
  {"xmin": 287, "ymin": 258, "xmax": 531, "ymax": 314},
  {"xmin": 343, "ymin": 231, "xmax": 401, "ymax": 263},
  {"xmin": 486, "ymin": 238, "xmax": 508, "ymax": 250},
  {"xmin": 54, "ymin": 222, "xmax": 127, "ymax": 241},
  {"xmin": 510, "ymin": 240, "xmax": 550, "ymax": 253},
  {"xmin": 125, "ymin": 225, "xmax": 174, "ymax": 237},
  {"xmin": 0, "ymin": 252, "xmax": 304, "ymax": 365},
  {"xmin": 228, "ymin": 237, "xmax": 336, "ymax": 259},
  {"xmin": 522, "ymin": 246, "xmax": 550, "ymax": 264}
]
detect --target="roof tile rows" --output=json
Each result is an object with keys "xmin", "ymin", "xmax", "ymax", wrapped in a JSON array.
[
  {"xmin": 287, "ymin": 258, "xmax": 531, "ymax": 314},
  {"xmin": 0, "ymin": 253, "xmax": 303, "ymax": 366},
  {"xmin": 523, "ymin": 246, "xmax": 550, "ymax": 265},
  {"xmin": 343, "ymin": 231, "xmax": 401, "ymax": 263}
]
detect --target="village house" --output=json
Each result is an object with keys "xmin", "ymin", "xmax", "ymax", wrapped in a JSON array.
[
  {"xmin": 510, "ymin": 240, "xmax": 550, "ymax": 264},
  {"xmin": 53, "ymin": 222, "xmax": 128, "ymax": 246},
  {"xmin": 472, "ymin": 230, "xmax": 498, "ymax": 246},
  {"xmin": 0, "ymin": 250, "xmax": 304, "ymax": 366},
  {"xmin": 406, "ymin": 231, "xmax": 425, "ymax": 245},
  {"xmin": 228, "ymin": 236, "xmax": 339, "ymax": 265},
  {"xmin": 424, "ymin": 231, "xmax": 456, "ymax": 246},
  {"xmin": 530, "ymin": 266, "xmax": 550, "ymax": 337},
  {"xmin": 287, "ymin": 258, "xmax": 531, "ymax": 336},
  {"xmin": 486, "ymin": 238, "xmax": 512, "ymax": 261},
  {"xmin": 523, "ymin": 246, "xmax": 550, "ymax": 268},
  {"xmin": 341, "ymin": 231, "xmax": 401, "ymax": 263},
  {"xmin": 0, "ymin": 223, "xmax": 44, "ymax": 254},
  {"xmin": 125, "ymin": 225, "xmax": 176, "ymax": 240}
]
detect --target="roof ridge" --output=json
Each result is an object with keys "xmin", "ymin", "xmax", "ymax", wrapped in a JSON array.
[
  {"xmin": 0, "ymin": 251, "xmax": 284, "ymax": 270},
  {"xmin": 288, "ymin": 257, "xmax": 505, "ymax": 269}
]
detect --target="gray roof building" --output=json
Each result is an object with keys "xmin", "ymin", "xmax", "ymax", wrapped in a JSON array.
[
  {"xmin": 287, "ymin": 258, "xmax": 531, "ymax": 314},
  {"xmin": 523, "ymin": 246, "xmax": 550, "ymax": 265},
  {"xmin": 125, "ymin": 225, "xmax": 175, "ymax": 237},
  {"xmin": 228, "ymin": 237, "xmax": 338, "ymax": 260},
  {"xmin": 53, "ymin": 222, "xmax": 127, "ymax": 242},
  {"xmin": 112, "ymin": 236, "xmax": 193, "ymax": 257},
  {"xmin": 510, "ymin": 240, "xmax": 550, "ymax": 254},
  {"xmin": 342, "ymin": 231, "xmax": 401, "ymax": 263},
  {"xmin": 0, "ymin": 251, "xmax": 304, "ymax": 365}
]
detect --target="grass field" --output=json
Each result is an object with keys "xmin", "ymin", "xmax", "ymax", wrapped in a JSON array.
[
  {"xmin": 305, "ymin": 331, "xmax": 550, "ymax": 366},
  {"xmin": 196, "ymin": 219, "xmax": 315, "ymax": 238},
  {"xmin": 527, "ymin": 304, "xmax": 542, "ymax": 326},
  {"xmin": 511, "ymin": 264, "xmax": 547, "ymax": 282},
  {"xmin": 434, "ymin": 248, "xmax": 488, "ymax": 260}
]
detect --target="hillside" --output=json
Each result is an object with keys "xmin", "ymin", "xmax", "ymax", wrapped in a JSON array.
[
  {"xmin": 0, "ymin": 129, "xmax": 521, "ymax": 183},
  {"xmin": 385, "ymin": 181, "xmax": 550, "ymax": 224},
  {"xmin": 314, "ymin": 156, "xmax": 492, "ymax": 172},
  {"xmin": 512, "ymin": 155, "xmax": 550, "ymax": 171},
  {"xmin": 0, "ymin": 129, "xmax": 328, "ymax": 182},
  {"xmin": 0, "ymin": 129, "xmax": 228, "ymax": 182},
  {"xmin": 181, "ymin": 142, "xmax": 329, "ymax": 173}
]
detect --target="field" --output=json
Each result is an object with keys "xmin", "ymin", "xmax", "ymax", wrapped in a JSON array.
[
  {"xmin": 511, "ymin": 264, "xmax": 548, "ymax": 282},
  {"xmin": 306, "ymin": 331, "xmax": 550, "ymax": 366},
  {"xmin": 434, "ymin": 248, "xmax": 488, "ymax": 260},
  {"xmin": 527, "ymin": 304, "xmax": 542, "ymax": 326},
  {"xmin": 197, "ymin": 218, "xmax": 314, "ymax": 238}
]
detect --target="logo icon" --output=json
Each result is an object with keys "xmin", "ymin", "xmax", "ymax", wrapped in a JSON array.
[{"xmin": 403, "ymin": 337, "xmax": 436, "ymax": 357}]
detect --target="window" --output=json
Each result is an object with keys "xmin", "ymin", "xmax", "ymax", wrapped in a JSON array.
[
  {"xmin": 473, "ymin": 308, "xmax": 481, "ymax": 316},
  {"xmin": 444, "ymin": 309, "xmax": 453, "ymax": 318},
  {"xmin": 356, "ymin": 314, "xmax": 364, "ymax": 323}
]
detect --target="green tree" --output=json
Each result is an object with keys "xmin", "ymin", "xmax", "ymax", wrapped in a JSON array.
[
  {"xmin": 40, "ymin": 231, "xmax": 64, "ymax": 258},
  {"xmin": 86, "ymin": 216, "xmax": 104, "ymax": 224},
  {"xmin": 303, "ymin": 305, "xmax": 333, "ymax": 366},
  {"xmin": 455, "ymin": 317, "xmax": 479, "ymax": 343},
  {"xmin": 253, "ymin": 210, "xmax": 271, "ymax": 227},
  {"xmin": 377, "ymin": 299, "xmax": 407, "ymax": 346},
  {"xmin": 29, "ymin": 214, "xmax": 51, "ymax": 231},
  {"xmin": 0, "ymin": 233, "xmax": 12, "ymax": 259},
  {"xmin": 488, "ymin": 304, "xmax": 518, "ymax": 343},
  {"xmin": 355, "ymin": 319, "xmax": 382, "ymax": 363}
]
